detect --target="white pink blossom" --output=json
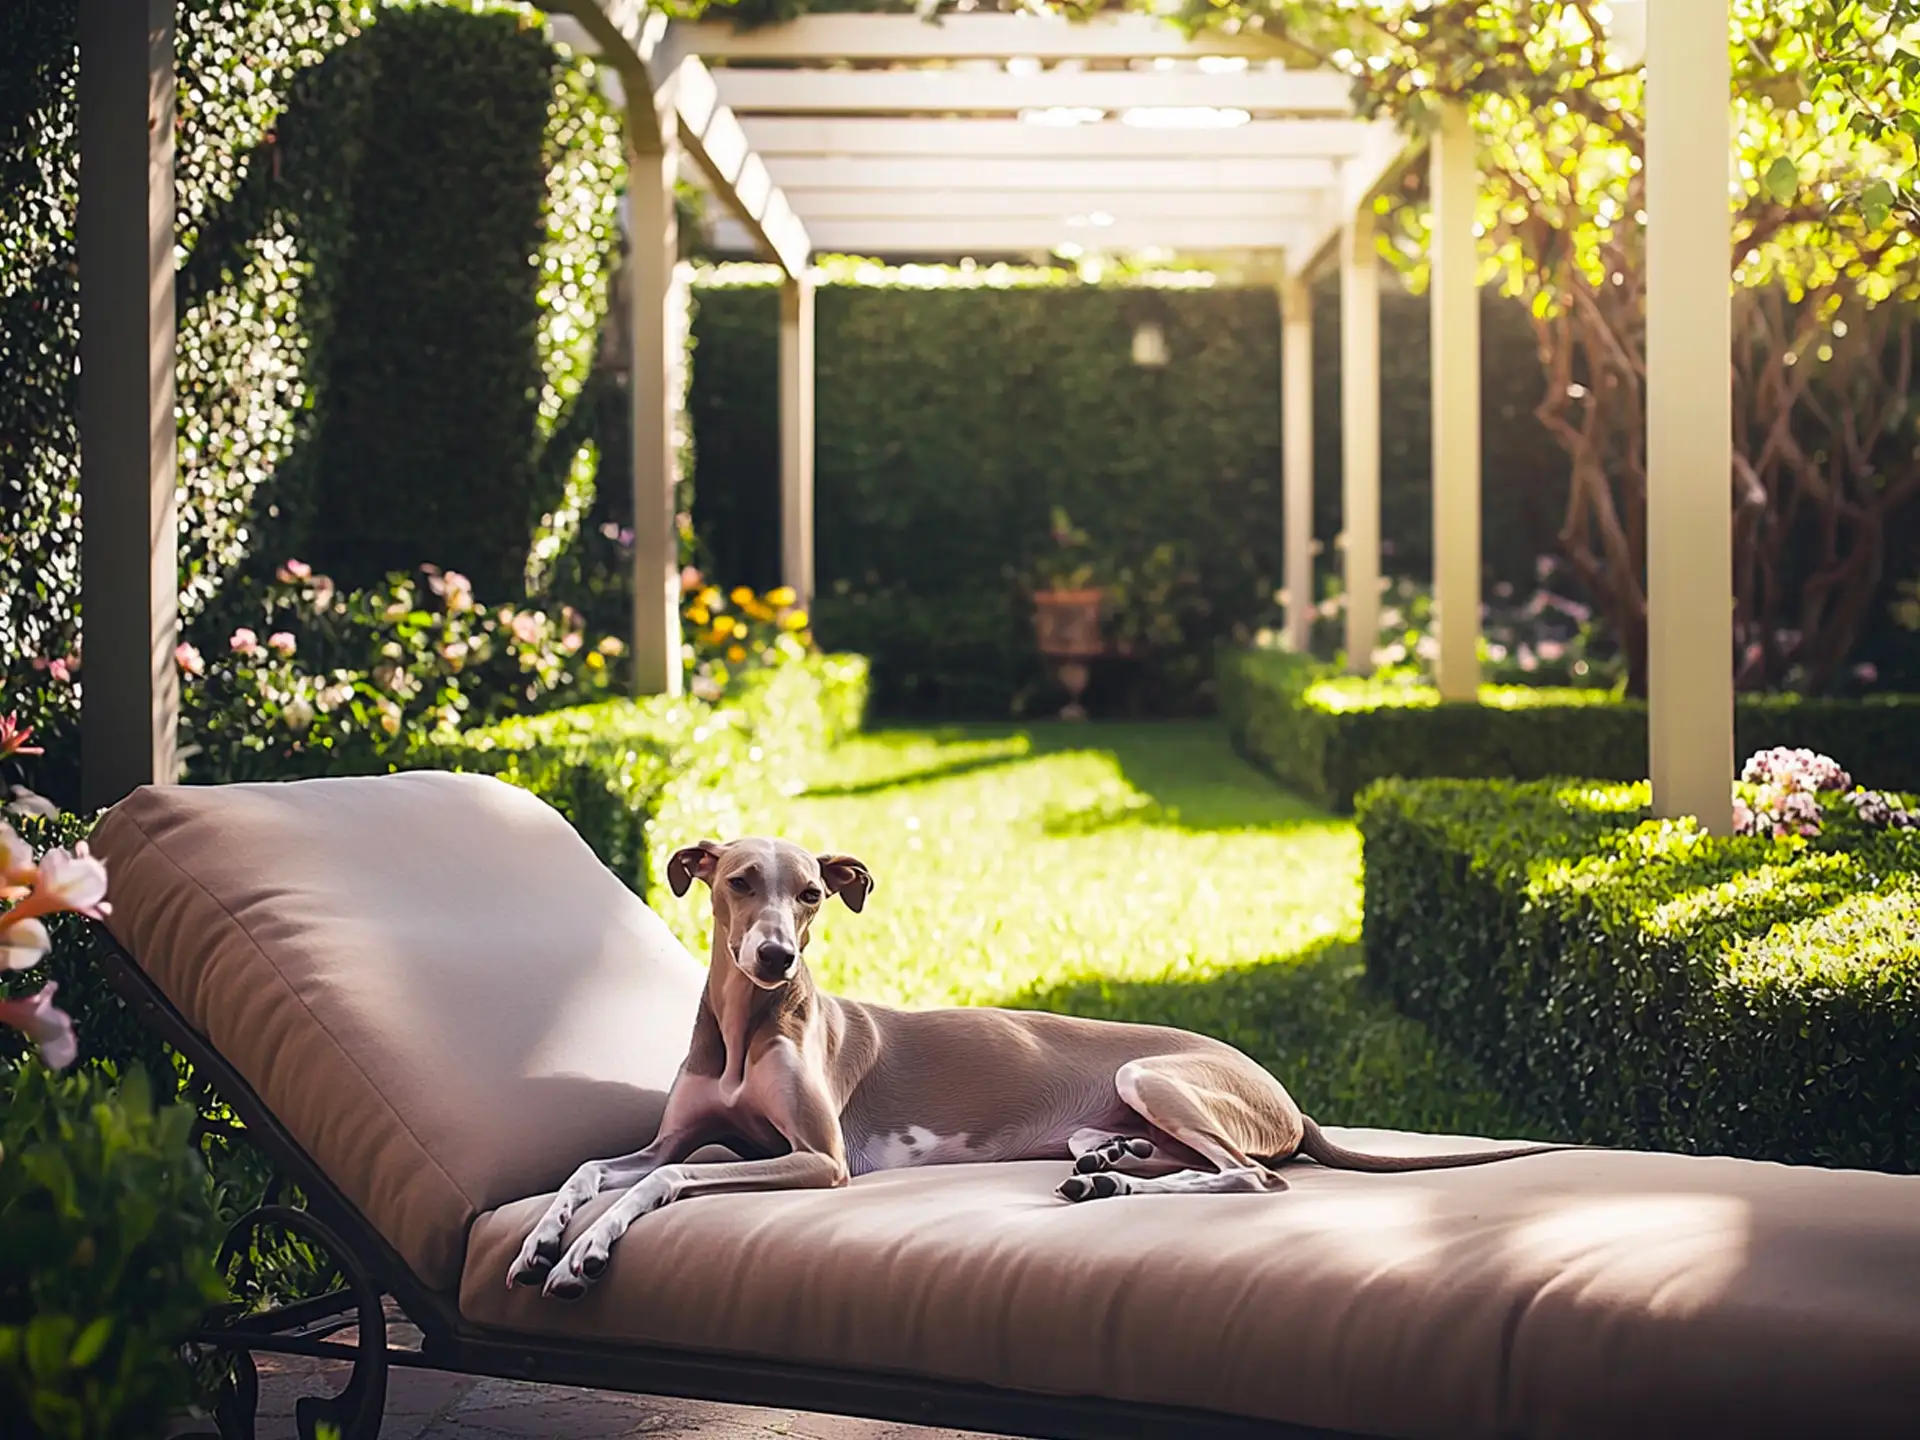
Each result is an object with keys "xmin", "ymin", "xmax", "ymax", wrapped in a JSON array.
[{"xmin": 0, "ymin": 984, "xmax": 77, "ymax": 1069}]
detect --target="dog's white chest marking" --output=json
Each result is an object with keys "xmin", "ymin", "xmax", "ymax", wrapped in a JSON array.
[{"xmin": 857, "ymin": 1125, "xmax": 972, "ymax": 1174}]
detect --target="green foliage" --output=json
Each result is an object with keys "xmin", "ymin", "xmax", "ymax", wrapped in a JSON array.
[
  {"xmin": 179, "ymin": 560, "xmax": 623, "ymax": 787},
  {"xmin": 1356, "ymin": 776, "xmax": 1920, "ymax": 1170},
  {"xmin": 1220, "ymin": 647, "xmax": 1920, "ymax": 812},
  {"xmin": 2, "ymin": 0, "xmax": 625, "ymax": 779},
  {"xmin": 0, "ymin": 1065, "xmax": 226, "ymax": 1440},
  {"xmin": 688, "ymin": 264, "xmax": 1567, "ymax": 717},
  {"xmin": 441, "ymin": 652, "xmax": 869, "ymax": 896},
  {"xmin": 302, "ymin": 5, "xmax": 623, "ymax": 598}
]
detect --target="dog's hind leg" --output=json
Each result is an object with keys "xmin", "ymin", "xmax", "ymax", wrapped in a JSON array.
[{"xmin": 1057, "ymin": 1055, "xmax": 1296, "ymax": 1202}]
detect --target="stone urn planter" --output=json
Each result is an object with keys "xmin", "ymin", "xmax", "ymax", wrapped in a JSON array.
[{"xmin": 1031, "ymin": 587, "xmax": 1105, "ymax": 719}]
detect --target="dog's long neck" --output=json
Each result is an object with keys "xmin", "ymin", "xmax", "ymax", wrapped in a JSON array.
[{"xmin": 691, "ymin": 929, "xmax": 818, "ymax": 1091}]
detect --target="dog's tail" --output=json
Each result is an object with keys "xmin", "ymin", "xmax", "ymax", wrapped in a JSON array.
[{"xmin": 1294, "ymin": 1116, "xmax": 1577, "ymax": 1173}]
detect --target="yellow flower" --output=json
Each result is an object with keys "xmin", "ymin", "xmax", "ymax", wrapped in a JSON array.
[
  {"xmin": 782, "ymin": 609, "xmax": 809, "ymax": 631},
  {"xmin": 730, "ymin": 586, "xmax": 754, "ymax": 608},
  {"xmin": 726, "ymin": 644, "xmax": 747, "ymax": 664},
  {"xmin": 686, "ymin": 604, "xmax": 709, "ymax": 625},
  {"xmin": 712, "ymin": 614, "xmax": 737, "ymax": 637},
  {"xmin": 767, "ymin": 586, "xmax": 797, "ymax": 608},
  {"xmin": 743, "ymin": 599, "xmax": 774, "ymax": 623},
  {"xmin": 586, "ymin": 651, "xmax": 605, "ymax": 670},
  {"xmin": 697, "ymin": 586, "xmax": 723, "ymax": 611}
]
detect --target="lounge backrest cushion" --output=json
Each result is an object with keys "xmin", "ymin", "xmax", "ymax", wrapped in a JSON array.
[{"xmin": 90, "ymin": 772, "xmax": 706, "ymax": 1291}]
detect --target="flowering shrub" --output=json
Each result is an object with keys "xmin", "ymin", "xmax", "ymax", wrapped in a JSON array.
[
  {"xmin": 179, "ymin": 560, "xmax": 626, "ymax": 782},
  {"xmin": 1258, "ymin": 563, "xmax": 1623, "ymax": 691},
  {"xmin": 680, "ymin": 572, "xmax": 814, "ymax": 703},
  {"xmin": 1734, "ymin": 747, "xmax": 1917, "ymax": 840}
]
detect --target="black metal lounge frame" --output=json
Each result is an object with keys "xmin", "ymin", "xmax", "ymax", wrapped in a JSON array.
[{"xmin": 100, "ymin": 940, "xmax": 1365, "ymax": 1440}]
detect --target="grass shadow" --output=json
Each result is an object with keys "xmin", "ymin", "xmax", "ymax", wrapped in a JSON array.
[
  {"xmin": 994, "ymin": 937, "xmax": 1563, "ymax": 1144},
  {"xmin": 834, "ymin": 720, "xmax": 1342, "ymax": 835}
]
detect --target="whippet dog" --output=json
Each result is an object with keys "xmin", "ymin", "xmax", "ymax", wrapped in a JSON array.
[{"xmin": 510, "ymin": 837, "xmax": 1570, "ymax": 1299}]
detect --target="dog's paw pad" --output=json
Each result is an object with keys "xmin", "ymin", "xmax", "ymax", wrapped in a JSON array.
[
  {"xmin": 579, "ymin": 1252, "xmax": 609, "ymax": 1280},
  {"xmin": 1122, "ymin": 1137, "xmax": 1155, "ymax": 1159},
  {"xmin": 1057, "ymin": 1171, "xmax": 1128, "ymax": 1202},
  {"xmin": 542, "ymin": 1271, "xmax": 589, "ymax": 1301}
]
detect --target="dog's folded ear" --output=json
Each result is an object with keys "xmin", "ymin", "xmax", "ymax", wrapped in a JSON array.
[
  {"xmin": 817, "ymin": 854, "xmax": 875, "ymax": 913},
  {"xmin": 667, "ymin": 839, "xmax": 725, "ymax": 896}
]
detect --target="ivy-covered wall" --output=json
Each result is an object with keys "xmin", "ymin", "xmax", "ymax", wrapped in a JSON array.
[
  {"xmin": 0, "ymin": 0, "xmax": 624, "ymax": 765},
  {"xmin": 688, "ymin": 267, "xmax": 1570, "ymax": 717}
]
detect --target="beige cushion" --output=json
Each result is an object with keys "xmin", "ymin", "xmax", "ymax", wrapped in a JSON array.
[
  {"xmin": 90, "ymin": 772, "xmax": 705, "ymax": 1291},
  {"xmin": 462, "ymin": 1137, "xmax": 1920, "ymax": 1440}
]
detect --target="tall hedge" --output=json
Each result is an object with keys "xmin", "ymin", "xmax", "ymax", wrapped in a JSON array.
[
  {"xmin": 0, "ymin": 0, "xmax": 623, "ymax": 773},
  {"xmin": 688, "ymin": 266, "xmax": 1569, "ymax": 716}
]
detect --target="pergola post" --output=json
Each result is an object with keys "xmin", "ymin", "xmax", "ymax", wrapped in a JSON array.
[
  {"xmin": 1280, "ymin": 267, "xmax": 1315, "ymax": 652},
  {"xmin": 1340, "ymin": 204, "xmax": 1382, "ymax": 673},
  {"xmin": 77, "ymin": 0, "xmax": 178, "ymax": 809},
  {"xmin": 627, "ymin": 105, "xmax": 684, "ymax": 697},
  {"xmin": 1429, "ymin": 100, "xmax": 1482, "ymax": 701},
  {"xmin": 1645, "ymin": 0, "xmax": 1734, "ymax": 831},
  {"xmin": 779, "ymin": 272, "xmax": 816, "ymax": 604}
]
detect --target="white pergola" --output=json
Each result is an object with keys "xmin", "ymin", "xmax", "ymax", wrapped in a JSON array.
[{"xmin": 78, "ymin": 0, "xmax": 1732, "ymax": 832}]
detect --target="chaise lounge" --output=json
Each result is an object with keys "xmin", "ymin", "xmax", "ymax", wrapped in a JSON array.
[{"xmin": 90, "ymin": 771, "xmax": 1920, "ymax": 1440}]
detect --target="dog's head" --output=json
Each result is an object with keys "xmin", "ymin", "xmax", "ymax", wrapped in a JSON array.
[{"xmin": 666, "ymin": 836, "xmax": 873, "ymax": 989}]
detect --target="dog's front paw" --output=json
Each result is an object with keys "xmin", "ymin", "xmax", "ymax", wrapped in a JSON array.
[
  {"xmin": 506, "ymin": 1225, "xmax": 564, "ymax": 1290},
  {"xmin": 1057, "ymin": 1171, "xmax": 1130, "ymax": 1202},
  {"xmin": 541, "ymin": 1233, "xmax": 607, "ymax": 1301}
]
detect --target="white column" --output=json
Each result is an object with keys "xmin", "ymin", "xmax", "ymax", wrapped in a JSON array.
[
  {"xmin": 78, "ymin": 0, "xmax": 178, "ymax": 807},
  {"xmin": 628, "ymin": 112, "xmax": 684, "ymax": 697},
  {"xmin": 1430, "ymin": 100, "xmax": 1482, "ymax": 701},
  {"xmin": 1341, "ymin": 205, "xmax": 1382, "ymax": 673},
  {"xmin": 1646, "ymin": 0, "xmax": 1734, "ymax": 832},
  {"xmin": 1281, "ymin": 268, "xmax": 1315, "ymax": 653},
  {"xmin": 779, "ymin": 273, "xmax": 816, "ymax": 604}
]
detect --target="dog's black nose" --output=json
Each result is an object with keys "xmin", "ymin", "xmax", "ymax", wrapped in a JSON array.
[{"xmin": 757, "ymin": 943, "xmax": 796, "ymax": 976}]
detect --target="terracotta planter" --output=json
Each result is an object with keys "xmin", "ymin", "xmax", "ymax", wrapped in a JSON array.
[{"xmin": 1031, "ymin": 588, "xmax": 1104, "ymax": 719}]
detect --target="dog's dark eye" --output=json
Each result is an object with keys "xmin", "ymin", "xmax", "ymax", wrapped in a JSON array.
[
  {"xmin": 727, "ymin": 876, "xmax": 751, "ymax": 894},
  {"xmin": 799, "ymin": 886, "xmax": 823, "ymax": 905}
]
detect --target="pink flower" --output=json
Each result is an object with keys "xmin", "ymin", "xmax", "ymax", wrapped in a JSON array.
[
  {"xmin": 427, "ymin": 569, "xmax": 474, "ymax": 612},
  {"xmin": 510, "ymin": 612, "xmax": 542, "ymax": 645},
  {"xmin": 1853, "ymin": 662, "xmax": 1880, "ymax": 685},
  {"xmin": 2, "ymin": 915, "xmax": 50, "ymax": 971},
  {"xmin": 176, "ymin": 642, "xmax": 206, "ymax": 676},
  {"xmin": 680, "ymin": 565, "xmax": 704, "ymax": 594},
  {"xmin": 230, "ymin": 627, "xmax": 262, "ymax": 657},
  {"xmin": 276, "ymin": 559, "xmax": 313, "ymax": 583},
  {"xmin": 1, "ymin": 823, "xmax": 36, "ymax": 892},
  {"xmin": 6, "ymin": 786, "xmax": 59, "ymax": 821},
  {"xmin": 0, "ymin": 983, "xmax": 77, "ymax": 1069},
  {"xmin": 267, "ymin": 631, "xmax": 297, "ymax": 657},
  {"xmin": 0, "ymin": 713, "xmax": 43, "ymax": 761},
  {"xmin": 48, "ymin": 658, "xmax": 73, "ymax": 684},
  {"xmin": 1535, "ymin": 640, "xmax": 1567, "ymax": 663},
  {"xmin": 35, "ymin": 843, "xmax": 110, "ymax": 919},
  {"xmin": 1731, "ymin": 800, "xmax": 1755, "ymax": 835}
]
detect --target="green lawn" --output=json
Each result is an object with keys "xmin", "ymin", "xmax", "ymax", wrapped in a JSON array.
[{"xmin": 660, "ymin": 721, "xmax": 1533, "ymax": 1138}]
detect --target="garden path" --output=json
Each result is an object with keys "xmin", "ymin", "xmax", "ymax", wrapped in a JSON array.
[{"xmin": 249, "ymin": 722, "xmax": 1517, "ymax": 1438}]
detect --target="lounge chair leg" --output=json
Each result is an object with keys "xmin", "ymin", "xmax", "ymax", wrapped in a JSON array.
[{"xmin": 213, "ymin": 1349, "xmax": 258, "ymax": 1440}]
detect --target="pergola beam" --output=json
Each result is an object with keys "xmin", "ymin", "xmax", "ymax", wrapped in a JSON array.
[
  {"xmin": 546, "ymin": 4, "xmax": 811, "ymax": 275},
  {"xmin": 712, "ymin": 68, "xmax": 1355, "ymax": 117},
  {"xmin": 780, "ymin": 277, "xmax": 816, "ymax": 604},
  {"xmin": 669, "ymin": 13, "xmax": 1286, "ymax": 63},
  {"xmin": 739, "ymin": 117, "xmax": 1389, "ymax": 161},
  {"xmin": 776, "ymin": 190, "xmax": 1325, "ymax": 221},
  {"xmin": 77, "ymin": 0, "xmax": 179, "ymax": 808},
  {"xmin": 1645, "ymin": 0, "xmax": 1734, "ymax": 832},
  {"xmin": 712, "ymin": 216, "xmax": 1309, "ymax": 256},
  {"xmin": 761, "ymin": 156, "xmax": 1339, "ymax": 193}
]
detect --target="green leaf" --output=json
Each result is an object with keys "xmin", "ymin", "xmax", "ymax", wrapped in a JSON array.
[
  {"xmin": 1763, "ymin": 155, "xmax": 1800, "ymax": 203},
  {"xmin": 67, "ymin": 1316, "xmax": 113, "ymax": 1371},
  {"xmin": 1863, "ymin": 178, "xmax": 1896, "ymax": 229}
]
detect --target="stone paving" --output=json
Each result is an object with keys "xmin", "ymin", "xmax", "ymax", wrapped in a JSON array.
[{"xmin": 239, "ymin": 1304, "xmax": 1006, "ymax": 1440}]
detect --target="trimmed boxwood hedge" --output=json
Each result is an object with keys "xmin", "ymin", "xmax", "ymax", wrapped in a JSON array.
[
  {"xmin": 1220, "ymin": 647, "xmax": 1920, "ymax": 812},
  {"xmin": 432, "ymin": 652, "xmax": 868, "ymax": 903},
  {"xmin": 1357, "ymin": 776, "xmax": 1920, "ymax": 1172}
]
